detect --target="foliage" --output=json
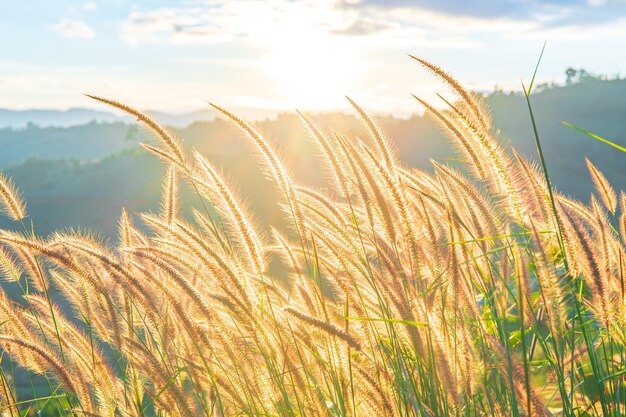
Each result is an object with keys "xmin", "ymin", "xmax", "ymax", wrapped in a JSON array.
[{"xmin": 0, "ymin": 60, "xmax": 625, "ymax": 417}]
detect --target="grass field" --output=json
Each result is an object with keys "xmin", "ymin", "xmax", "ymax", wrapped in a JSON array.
[{"xmin": 0, "ymin": 58, "xmax": 625, "ymax": 416}]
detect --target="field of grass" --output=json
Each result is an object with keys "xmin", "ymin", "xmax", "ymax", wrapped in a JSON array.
[{"xmin": 0, "ymin": 59, "xmax": 625, "ymax": 416}]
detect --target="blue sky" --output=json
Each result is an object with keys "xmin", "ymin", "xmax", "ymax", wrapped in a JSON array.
[{"xmin": 2, "ymin": 0, "xmax": 626, "ymax": 117}]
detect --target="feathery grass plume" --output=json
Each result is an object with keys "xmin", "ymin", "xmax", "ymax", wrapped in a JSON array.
[
  {"xmin": 140, "ymin": 142, "xmax": 184, "ymax": 169},
  {"xmin": 295, "ymin": 186, "xmax": 344, "ymax": 224},
  {"xmin": 0, "ymin": 247, "xmax": 22, "ymax": 283},
  {"xmin": 513, "ymin": 243, "xmax": 534, "ymax": 327},
  {"xmin": 14, "ymin": 247, "xmax": 48, "ymax": 293},
  {"xmin": 125, "ymin": 339, "xmax": 196, "ymax": 417},
  {"xmin": 126, "ymin": 364, "xmax": 145, "ymax": 416},
  {"xmin": 586, "ymin": 158, "xmax": 617, "ymax": 214},
  {"xmin": 0, "ymin": 232, "xmax": 110, "ymax": 301},
  {"xmin": 160, "ymin": 165, "xmax": 178, "ymax": 227},
  {"xmin": 441, "ymin": 203, "xmax": 482, "ymax": 320},
  {"xmin": 359, "ymin": 142, "xmax": 421, "ymax": 276},
  {"xmin": 194, "ymin": 152, "xmax": 265, "ymax": 275},
  {"xmin": 434, "ymin": 162, "xmax": 502, "ymax": 241},
  {"xmin": 428, "ymin": 309, "xmax": 465, "ymax": 404},
  {"xmin": 25, "ymin": 295, "xmax": 116, "ymax": 411},
  {"xmin": 208, "ymin": 102, "xmax": 307, "ymax": 240},
  {"xmin": 529, "ymin": 221, "xmax": 565, "ymax": 339},
  {"xmin": 0, "ymin": 386, "xmax": 20, "ymax": 417},
  {"xmin": 486, "ymin": 335, "xmax": 553, "ymax": 417},
  {"xmin": 560, "ymin": 205, "xmax": 613, "ymax": 326},
  {"xmin": 445, "ymin": 215, "xmax": 464, "ymax": 311},
  {"xmin": 512, "ymin": 151, "xmax": 553, "ymax": 225},
  {"xmin": 128, "ymin": 247, "xmax": 215, "ymax": 321},
  {"xmin": 142, "ymin": 214, "xmax": 253, "ymax": 309},
  {"xmin": 400, "ymin": 166, "xmax": 444, "ymax": 196},
  {"xmin": 3, "ymin": 61, "xmax": 626, "ymax": 416},
  {"xmin": 86, "ymin": 95, "xmax": 185, "ymax": 165},
  {"xmin": 296, "ymin": 199, "xmax": 363, "ymax": 269},
  {"xmin": 444, "ymin": 99, "xmax": 524, "ymax": 221},
  {"xmin": 129, "ymin": 260, "xmax": 214, "ymax": 349},
  {"xmin": 117, "ymin": 207, "xmax": 144, "ymax": 267},
  {"xmin": 621, "ymin": 192, "xmax": 626, "ymax": 246},
  {"xmin": 307, "ymin": 228, "xmax": 373, "ymax": 300},
  {"xmin": 412, "ymin": 94, "xmax": 488, "ymax": 181},
  {"xmin": 271, "ymin": 228, "xmax": 319, "ymax": 314},
  {"xmin": 328, "ymin": 140, "xmax": 377, "ymax": 238},
  {"xmin": 191, "ymin": 205, "xmax": 222, "ymax": 241},
  {"xmin": 0, "ymin": 336, "xmax": 78, "ymax": 398},
  {"xmin": 558, "ymin": 195, "xmax": 598, "ymax": 232},
  {"xmin": 354, "ymin": 363, "xmax": 395, "ymax": 416},
  {"xmin": 345, "ymin": 97, "xmax": 395, "ymax": 175},
  {"xmin": 51, "ymin": 270, "xmax": 110, "ymax": 347},
  {"xmin": 118, "ymin": 208, "xmax": 133, "ymax": 250},
  {"xmin": 408, "ymin": 194, "xmax": 442, "ymax": 277},
  {"xmin": 336, "ymin": 135, "xmax": 398, "ymax": 243},
  {"xmin": 283, "ymin": 306, "xmax": 361, "ymax": 350},
  {"xmin": 434, "ymin": 90, "xmax": 517, "ymax": 209},
  {"xmin": 410, "ymin": 55, "xmax": 490, "ymax": 133},
  {"xmin": 589, "ymin": 195, "xmax": 614, "ymax": 277},
  {"xmin": 297, "ymin": 111, "xmax": 351, "ymax": 200},
  {"xmin": 0, "ymin": 293, "xmax": 41, "ymax": 367},
  {"xmin": 0, "ymin": 172, "xmax": 26, "ymax": 221},
  {"xmin": 56, "ymin": 236, "xmax": 157, "ymax": 312}
]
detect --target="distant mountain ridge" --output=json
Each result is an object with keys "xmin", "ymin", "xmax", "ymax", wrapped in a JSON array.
[
  {"xmin": 0, "ymin": 107, "xmax": 218, "ymax": 129},
  {"xmin": 0, "ymin": 108, "xmax": 121, "ymax": 128},
  {"xmin": 2, "ymin": 72, "xmax": 623, "ymax": 130},
  {"xmin": 0, "ymin": 77, "xmax": 625, "ymax": 237}
]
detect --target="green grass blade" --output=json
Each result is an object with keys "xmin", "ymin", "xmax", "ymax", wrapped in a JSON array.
[
  {"xmin": 562, "ymin": 121, "xmax": 626, "ymax": 153},
  {"xmin": 527, "ymin": 40, "xmax": 547, "ymax": 95}
]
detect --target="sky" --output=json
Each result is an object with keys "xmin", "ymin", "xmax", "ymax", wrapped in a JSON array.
[{"xmin": 1, "ymin": 0, "xmax": 626, "ymax": 117}]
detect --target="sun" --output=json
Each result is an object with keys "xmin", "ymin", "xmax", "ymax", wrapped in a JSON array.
[
  {"xmin": 250, "ymin": 2, "xmax": 363, "ymax": 109},
  {"xmin": 259, "ymin": 44, "xmax": 360, "ymax": 109}
]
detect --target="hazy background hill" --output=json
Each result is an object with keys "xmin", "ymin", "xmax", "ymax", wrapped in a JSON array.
[
  {"xmin": 1, "ymin": 73, "xmax": 625, "ymax": 239},
  {"xmin": 0, "ymin": 108, "xmax": 121, "ymax": 129},
  {"xmin": 0, "ymin": 108, "xmax": 219, "ymax": 129}
]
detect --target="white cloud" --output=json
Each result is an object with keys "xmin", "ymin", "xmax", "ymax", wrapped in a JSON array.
[
  {"xmin": 49, "ymin": 20, "xmax": 95, "ymax": 39},
  {"xmin": 12, "ymin": 0, "xmax": 625, "ymax": 116},
  {"xmin": 84, "ymin": 2, "xmax": 98, "ymax": 11},
  {"xmin": 120, "ymin": 8, "xmax": 232, "ymax": 45},
  {"xmin": 115, "ymin": 0, "xmax": 626, "ymax": 53},
  {"xmin": 120, "ymin": 1, "xmax": 375, "ymax": 45},
  {"xmin": 120, "ymin": 0, "xmax": 482, "ymax": 50},
  {"xmin": 116, "ymin": 0, "xmax": 534, "ymax": 50}
]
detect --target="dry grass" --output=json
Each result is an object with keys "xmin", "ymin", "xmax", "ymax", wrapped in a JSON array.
[{"xmin": 0, "ymin": 60, "xmax": 625, "ymax": 417}]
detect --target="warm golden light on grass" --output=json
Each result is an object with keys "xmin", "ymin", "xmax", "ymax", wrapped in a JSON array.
[{"xmin": 0, "ymin": 58, "xmax": 625, "ymax": 416}]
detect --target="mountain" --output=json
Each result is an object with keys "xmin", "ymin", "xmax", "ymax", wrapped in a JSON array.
[
  {"xmin": 0, "ymin": 108, "xmax": 121, "ymax": 128},
  {"xmin": 0, "ymin": 77, "xmax": 625, "ymax": 239},
  {"xmin": 146, "ymin": 109, "xmax": 216, "ymax": 127},
  {"xmin": 0, "ymin": 122, "xmax": 146, "ymax": 166},
  {"xmin": 0, "ymin": 107, "xmax": 220, "ymax": 129}
]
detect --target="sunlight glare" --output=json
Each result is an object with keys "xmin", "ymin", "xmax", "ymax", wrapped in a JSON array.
[{"xmin": 253, "ymin": 1, "xmax": 362, "ymax": 109}]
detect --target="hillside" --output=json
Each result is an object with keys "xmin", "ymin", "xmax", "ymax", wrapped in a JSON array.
[
  {"xmin": 0, "ymin": 78, "xmax": 625, "ymax": 238},
  {"xmin": 0, "ymin": 108, "xmax": 121, "ymax": 129},
  {"xmin": 0, "ymin": 122, "xmax": 144, "ymax": 166},
  {"xmin": 0, "ymin": 107, "xmax": 219, "ymax": 129}
]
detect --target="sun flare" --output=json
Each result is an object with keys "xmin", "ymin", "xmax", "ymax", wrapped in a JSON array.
[
  {"xmin": 259, "ymin": 42, "xmax": 361, "ymax": 109},
  {"xmin": 241, "ymin": 0, "xmax": 365, "ymax": 108},
  {"xmin": 1, "ymin": 0, "xmax": 625, "ymax": 415}
]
